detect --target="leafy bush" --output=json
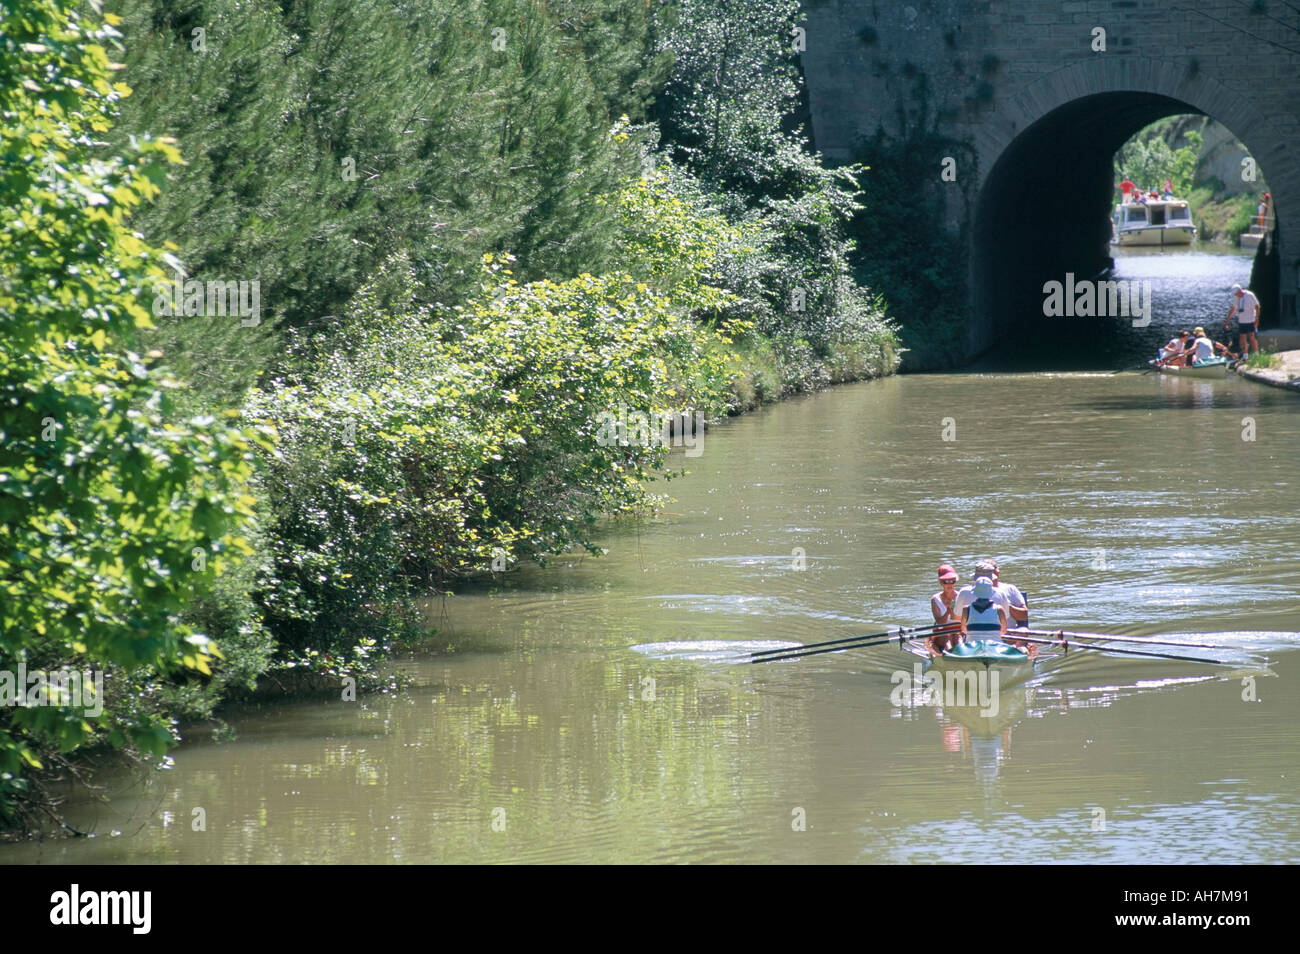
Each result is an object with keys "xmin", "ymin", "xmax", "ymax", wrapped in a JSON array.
[
  {"xmin": 249, "ymin": 253, "xmax": 734, "ymax": 656},
  {"xmin": 649, "ymin": 0, "xmax": 899, "ymax": 383},
  {"xmin": 0, "ymin": 0, "xmax": 269, "ymax": 828},
  {"xmin": 613, "ymin": 146, "xmax": 898, "ymax": 397}
]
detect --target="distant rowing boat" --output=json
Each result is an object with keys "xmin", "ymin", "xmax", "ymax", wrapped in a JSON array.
[{"xmin": 1148, "ymin": 357, "xmax": 1229, "ymax": 379}]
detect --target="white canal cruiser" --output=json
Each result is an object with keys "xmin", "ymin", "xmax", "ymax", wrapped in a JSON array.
[{"xmin": 1112, "ymin": 197, "xmax": 1197, "ymax": 246}]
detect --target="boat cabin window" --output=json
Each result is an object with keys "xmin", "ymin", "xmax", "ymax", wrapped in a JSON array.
[
  {"xmin": 1150, "ymin": 207, "xmax": 1166, "ymax": 225},
  {"xmin": 1168, "ymin": 205, "xmax": 1190, "ymax": 220},
  {"xmin": 1125, "ymin": 207, "xmax": 1148, "ymax": 223}
]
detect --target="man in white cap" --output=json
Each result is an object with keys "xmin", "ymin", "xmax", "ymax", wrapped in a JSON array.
[
  {"xmin": 954, "ymin": 559, "xmax": 1022, "ymax": 623},
  {"xmin": 985, "ymin": 559, "xmax": 1028, "ymax": 629},
  {"xmin": 1225, "ymin": 284, "xmax": 1260, "ymax": 357}
]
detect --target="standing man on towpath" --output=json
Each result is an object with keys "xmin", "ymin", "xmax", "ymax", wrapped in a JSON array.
[{"xmin": 1225, "ymin": 284, "xmax": 1260, "ymax": 358}]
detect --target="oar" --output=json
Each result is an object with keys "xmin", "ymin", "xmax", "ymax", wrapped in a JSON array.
[
  {"xmin": 1018, "ymin": 628, "xmax": 1224, "ymax": 650},
  {"xmin": 749, "ymin": 635, "xmax": 904, "ymax": 665},
  {"xmin": 1003, "ymin": 632, "xmax": 1235, "ymax": 666},
  {"xmin": 747, "ymin": 622, "xmax": 951, "ymax": 659},
  {"xmin": 748, "ymin": 624, "xmax": 960, "ymax": 665}
]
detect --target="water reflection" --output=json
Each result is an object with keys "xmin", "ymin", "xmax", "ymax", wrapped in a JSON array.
[
  {"xmin": 883, "ymin": 634, "xmax": 1275, "ymax": 807},
  {"xmin": 5, "ymin": 355, "xmax": 1298, "ymax": 863}
]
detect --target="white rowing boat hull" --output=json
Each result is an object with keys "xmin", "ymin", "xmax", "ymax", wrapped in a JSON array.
[{"xmin": 1149, "ymin": 359, "xmax": 1229, "ymax": 379}]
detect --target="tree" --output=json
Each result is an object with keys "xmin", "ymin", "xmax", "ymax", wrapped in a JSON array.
[
  {"xmin": 1116, "ymin": 126, "xmax": 1201, "ymax": 197},
  {"xmin": 0, "ymin": 0, "xmax": 269, "ymax": 827},
  {"xmin": 109, "ymin": 0, "xmax": 639, "ymax": 350},
  {"xmin": 649, "ymin": 0, "xmax": 893, "ymax": 381}
]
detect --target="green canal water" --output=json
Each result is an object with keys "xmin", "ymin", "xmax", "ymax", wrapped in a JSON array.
[
  {"xmin": 8, "ymin": 367, "xmax": 1298, "ymax": 864},
  {"xmin": 6, "ymin": 248, "xmax": 1298, "ymax": 864}
]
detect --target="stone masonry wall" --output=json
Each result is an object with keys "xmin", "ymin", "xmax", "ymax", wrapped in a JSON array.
[{"xmin": 799, "ymin": 0, "xmax": 1300, "ymax": 334}]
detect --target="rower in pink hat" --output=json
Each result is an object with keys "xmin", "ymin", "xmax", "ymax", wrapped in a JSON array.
[{"xmin": 928, "ymin": 564, "xmax": 961, "ymax": 656}]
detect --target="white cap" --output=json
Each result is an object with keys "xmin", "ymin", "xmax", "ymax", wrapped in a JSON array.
[
  {"xmin": 973, "ymin": 576, "xmax": 995, "ymax": 599},
  {"xmin": 1231, "ymin": 284, "xmax": 1242, "ymax": 293}
]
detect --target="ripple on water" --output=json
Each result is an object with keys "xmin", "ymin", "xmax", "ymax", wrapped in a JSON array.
[
  {"xmin": 862, "ymin": 791, "xmax": 1300, "ymax": 864},
  {"xmin": 629, "ymin": 639, "xmax": 797, "ymax": 661}
]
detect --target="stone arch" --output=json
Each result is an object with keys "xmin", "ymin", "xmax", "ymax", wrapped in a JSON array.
[{"xmin": 969, "ymin": 57, "xmax": 1295, "ymax": 353}]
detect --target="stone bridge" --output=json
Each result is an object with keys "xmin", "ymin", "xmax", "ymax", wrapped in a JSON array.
[{"xmin": 799, "ymin": 0, "xmax": 1299, "ymax": 354}]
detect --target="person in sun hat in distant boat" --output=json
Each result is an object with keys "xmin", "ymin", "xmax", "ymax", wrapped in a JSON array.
[
  {"xmin": 927, "ymin": 564, "xmax": 961, "ymax": 656},
  {"xmin": 1192, "ymin": 325, "xmax": 1234, "ymax": 365}
]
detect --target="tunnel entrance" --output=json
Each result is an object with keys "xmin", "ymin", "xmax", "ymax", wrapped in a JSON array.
[{"xmin": 971, "ymin": 92, "xmax": 1279, "ymax": 369}]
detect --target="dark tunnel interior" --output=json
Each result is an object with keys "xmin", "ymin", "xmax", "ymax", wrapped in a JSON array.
[{"xmin": 971, "ymin": 92, "xmax": 1278, "ymax": 369}]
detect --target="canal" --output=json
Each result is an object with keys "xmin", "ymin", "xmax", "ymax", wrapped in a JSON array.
[{"xmin": 6, "ymin": 248, "xmax": 1297, "ymax": 864}]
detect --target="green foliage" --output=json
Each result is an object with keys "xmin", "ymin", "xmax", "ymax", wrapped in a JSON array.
[
  {"xmin": 0, "ymin": 0, "xmax": 270, "ymax": 826},
  {"xmin": 1226, "ymin": 193, "xmax": 1261, "ymax": 240},
  {"xmin": 1116, "ymin": 124, "xmax": 1201, "ymax": 198},
  {"xmin": 108, "ymin": 0, "xmax": 635, "ymax": 334},
  {"xmin": 649, "ymin": 0, "xmax": 899, "ymax": 386},
  {"xmin": 611, "ymin": 154, "xmax": 898, "ymax": 400},
  {"xmin": 250, "ymin": 252, "xmax": 734, "ymax": 656},
  {"xmin": 653, "ymin": 0, "xmax": 803, "ymax": 190},
  {"xmin": 848, "ymin": 132, "xmax": 971, "ymax": 370},
  {"xmin": 1243, "ymin": 349, "xmax": 1281, "ymax": 370},
  {"xmin": 609, "ymin": 162, "xmax": 769, "ymax": 325},
  {"xmin": 549, "ymin": 0, "xmax": 672, "ymax": 124}
]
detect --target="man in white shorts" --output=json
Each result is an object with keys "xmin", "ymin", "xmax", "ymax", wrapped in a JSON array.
[{"xmin": 1225, "ymin": 284, "xmax": 1260, "ymax": 357}]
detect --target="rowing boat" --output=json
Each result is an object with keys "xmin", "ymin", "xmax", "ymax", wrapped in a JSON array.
[
  {"xmin": 934, "ymin": 637, "xmax": 1031, "ymax": 669},
  {"xmin": 1148, "ymin": 357, "xmax": 1229, "ymax": 379},
  {"xmin": 907, "ymin": 636, "xmax": 1050, "ymax": 688}
]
